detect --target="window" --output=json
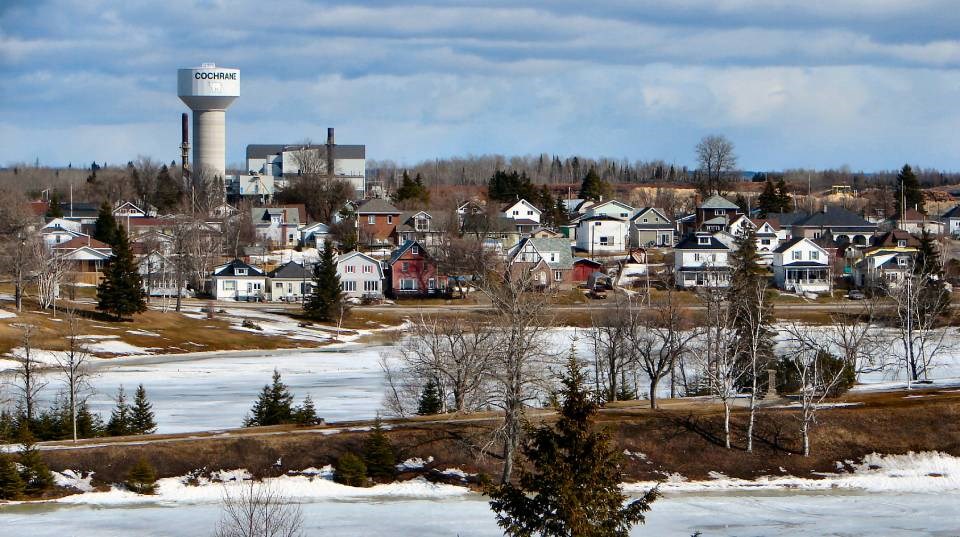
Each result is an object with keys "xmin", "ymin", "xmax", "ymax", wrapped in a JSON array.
[
  {"xmin": 620, "ymin": 212, "xmax": 628, "ymax": 218},
  {"xmin": 595, "ymin": 222, "xmax": 601, "ymax": 226},
  {"xmin": 642, "ymin": 218, "xmax": 648, "ymax": 223},
  {"xmin": 363, "ymin": 265, "xmax": 372, "ymax": 273},
  {"xmin": 527, "ymin": 210, "xmax": 533, "ymax": 216},
  {"xmin": 275, "ymin": 282, "xmax": 282, "ymax": 289},
  {"xmin": 549, "ymin": 253, "xmax": 557, "ymax": 262},
  {"xmin": 412, "ymin": 245, "xmax": 419, "ymax": 255},
  {"xmin": 714, "ymin": 209, "xmax": 724, "ymax": 216},
  {"xmin": 793, "ymin": 251, "xmax": 802, "ymax": 261},
  {"xmin": 761, "ymin": 239, "xmax": 771, "ymax": 245},
  {"xmin": 428, "ymin": 278, "xmax": 436, "ymax": 290},
  {"xmin": 342, "ymin": 281, "xmax": 357, "ymax": 291},
  {"xmin": 345, "ymin": 265, "xmax": 356, "ymax": 273},
  {"xmin": 387, "ymin": 215, "xmax": 393, "ymax": 224},
  {"xmin": 401, "ymin": 261, "xmax": 410, "ymax": 272},
  {"xmin": 364, "ymin": 280, "xmax": 379, "ymax": 292},
  {"xmin": 554, "ymin": 270, "xmax": 562, "ymax": 281},
  {"xmin": 694, "ymin": 253, "xmax": 701, "ymax": 261},
  {"xmin": 898, "ymin": 257, "xmax": 908, "ymax": 266},
  {"xmin": 698, "ymin": 236, "xmax": 710, "ymax": 245},
  {"xmin": 367, "ymin": 215, "xmax": 376, "ymax": 225},
  {"xmin": 599, "ymin": 236, "xmax": 609, "ymax": 245},
  {"xmin": 400, "ymin": 278, "xmax": 418, "ymax": 290},
  {"xmin": 224, "ymin": 280, "xmax": 236, "ymax": 291},
  {"xmin": 810, "ymin": 251, "xmax": 819, "ymax": 260},
  {"xmin": 897, "ymin": 240, "xmax": 907, "ymax": 248},
  {"xmin": 513, "ymin": 210, "xmax": 519, "ymax": 216},
  {"xmin": 415, "ymin": 218, "xmax": 428, "ymax": 231},
  {"xmin": 236, "ymin": 268, "xmax": 247, "ymax": 276}
]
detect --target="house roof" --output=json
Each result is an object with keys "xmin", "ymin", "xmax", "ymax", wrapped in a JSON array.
[
  {"xmin": 752, "ymin": 218, "xmax": 781, "ymax": 231},
  {"xmin": 795, "ymin": 206, "xmax": 874, "ymax": 228},
  {"xmin": 573, "ymin": 258, "xmax": 603, "ymax": 267},
  {"xmin": 702, "ymin": 216, "xmax": 728, "ymax": 226},
  {"xmin": 766, "ymin": 211, "xmax": 810, "ymax": 227},
  {"xmin": 941, "ymin": 205, "xmax": 960, "ymax": 219},
  {"xmin": 252, "ymin": 207, "xmax": 301, "ymax": 225},
  {"xmin": 52, "ymin": 236, "xmax": 111, "ymax": 251},
  {"xmin": 897, "ymin": 208, "xmax": 928, "ymax": 222},
  {"xmin": 780, "ymin": 261, "xmax": 828, "ymax": 267},
  {"xmin": 213, "ymin": 259, "xmax": 265, "ymax": 277},
  {"xmin": 772, "ymin": 237, "xmax": 806, "ymax": 253},
  {"xmin": 675, "ymin": 233, "xmax": 729, "ymax": 250},
  {"xmin": 389, "ymin": 240, "xmax": 430, "ymax": 265},
  {"xmin": 509, "ymin": 237, "xmax": 574, "ymax": 270},
  {"xmin": 356, "ymin": 198, "xmax": 401, "ymax": 214},
  {"xmin": 580, "ymin": 214, "xmax": 625, "ymax": 222},
  {"xmin": 337, "ymin": 251, "xmax": 384, "ymax": 276},
  {"xmin": 501, "ymin": 198, "xmax": 542, "ymax": 214},
  {"xmin": 699, "ymin": 195, "xmax": 740, "ymax": 210},
  {"xmin": 268, "ymin": 261, "xmax": 312, "ymax": 279},
  {"xmin": 872, "ymin": 229, "xmax": 919, "ymax": 248}
]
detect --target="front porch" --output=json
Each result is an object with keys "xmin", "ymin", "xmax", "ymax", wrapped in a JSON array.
[{"xmin": 782, "ymin": 266, "xmax": 831, "ymax": 293}]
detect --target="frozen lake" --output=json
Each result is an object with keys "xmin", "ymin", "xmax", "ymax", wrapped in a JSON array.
[{"xmin": 1, "ymin": 490, "xmax": 958, "ymax": 536}]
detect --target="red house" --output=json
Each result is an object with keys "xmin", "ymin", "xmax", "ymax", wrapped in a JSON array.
[{"xmin": 387, "ymin": 240, "xmax": 447, "ymax": 297}]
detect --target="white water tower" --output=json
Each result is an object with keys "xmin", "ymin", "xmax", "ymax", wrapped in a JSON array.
[{"xmin": 177, "ymin": 63, "xmax": 240, "ymax": 180}]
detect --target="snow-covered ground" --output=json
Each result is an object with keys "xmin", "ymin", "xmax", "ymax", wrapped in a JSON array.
[{"xmin": 3, "ymin": 451, "xmax": 960, "ymax": 536}]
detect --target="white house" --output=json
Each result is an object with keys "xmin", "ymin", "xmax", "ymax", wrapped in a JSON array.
[
  {"xmin": 576, "ymin": 215, "xmax": 629, "ymax": 254},
  {"xmin": 300, "ymin": 222, "xmax": 331, "ymax": 249},
  {"xmin": 771, "ymin": 237, "xmax": 831, "ymax": 294},
  {"xmin": 336, "ymin": 251, "xmax": 385, "ymax": 299},
  {"xmin": 583, "ymin": 200, "xmax": 635, "ymax": 220},
  {"xmin": 266, "ymin": 261, "xmax": 313, "ymax": 302},
  {"xmin": 211, "ymin": 259, "xmax": 266, "ymax": 301},
  {"xmin": 113, "ymin": 201, "xmax": 152, "ymax": 219},
  {"xmin": 673, "ymin": 232, "xmax": 731, "ymax": 289},
  {"xmin": 39, "ymin": 218, "xmax": 85, "ymax": 246},
  {"xmin": 501, "ymin": 199, "xmax": 542, "ymax": 224},
  {"xmin": 252, "ymin": 207, "xmax": 301, "ymax": 247},
  {"xmin": 941, "ymin": 205, "xmax": 960, "ymax": 237}
]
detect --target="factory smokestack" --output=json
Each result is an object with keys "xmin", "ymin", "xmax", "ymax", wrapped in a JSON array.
[
  {"xmin": 180, "ymin": 112, "xmax": 190, "ymax": 182},
  {"xmin": 326, "ymin": 127, "xmax": 335, "ymax": 181}
]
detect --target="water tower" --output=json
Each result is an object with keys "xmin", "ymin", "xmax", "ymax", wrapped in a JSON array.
[{"xmin": 177, "ymin": 63, "xmax": 240, "ymax": 180}]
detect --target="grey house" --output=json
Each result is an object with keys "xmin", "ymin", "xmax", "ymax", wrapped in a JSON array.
[
  {"xmin": 267, "ymin": 261, "xmax": 313, "ymax": 302},
  {"xmin": 630, "ymin": 207, "xmax": 675, "ymax": 247}
]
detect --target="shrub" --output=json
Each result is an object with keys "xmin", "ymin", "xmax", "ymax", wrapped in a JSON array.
[
  {"xmin": 362, "ymin": 417, "xmax": 396, "ymax": 481},
  {"xmin": 126, "ymin": 457, "xmax": 158, "ymax": 494},
  {"xmin": 334, "ymin": 453, "xmax": 368, "ymax": 487},
  {"xmin": 776, "ymin": 351, "xmax": 856, "ymax": 397},
  {"xmin": 0, "ymin": 454, "xmax": 24, "ymax": 500}
]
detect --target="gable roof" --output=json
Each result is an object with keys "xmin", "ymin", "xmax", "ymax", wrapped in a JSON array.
[
  {"xmin": 356, "ymin": 198, "xmax": 401, "ymax": 214},
  {"xmin": 699, "ymin": 195, "xmax": 740, "ymax": 210},
  {"xmin": 252, "ymin": 207, "xmax": 301, "ymax": 225},
  {"xmin": 630, "ymin": 207, "xmax": 673, "ymax": 228},
  {"xmin": 772, "ymin": 236, "xmax": 829, "ymax": 255},
  {"xmin": 53, "ymin": 236, "xmax": 111, "ymax": 251},
  {"xmin": 501, "ymin": 198, "xmax": 542, "ymax": 214},
  {"xmin": 213, "ymin": 259, "xmax": 265, "ymax": 277},
  {"xmin": 389, "ymin": 240, "xmax": 431, "ymax": 265},
  {"xmin": 675, "ymin": 233, "xmax": 729, "ymax": 250},
  {"xmin": 795, "ymin": 206, "xmax": 873, "ymax": 228},
  {"xmin": 941, "ymin": 205, "xmax": 960, "ymax": 220},
  {"xmin": 337, "ymin": 251, "xmax": 385, "ymax": 276},
  {"xmin": 267, "ymin": 261, "xmax": 312, "ymax": 279},
  {"xmin": 586, "ymin": 199, "xmax": 635, "ymax": 215},
  {"xmin": 509, "ymin": 237, "xmax": 574, "ymax": 269}
]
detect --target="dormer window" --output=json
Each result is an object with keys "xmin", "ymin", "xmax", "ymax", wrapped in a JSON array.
[
  {"xmin": 698, "ymin": 236, "xmax": 710, "ymax": 245},
  {"xmin": 412, "ymin": 245, "xmax": 419, "ymax": 255},
  {"xmin": 897, "ymin": 240, "xmax": 907, "ymax": 248},
  {"xmin": 714, "ymin": 209, "xmax": 724, "ymax": 216},
  {"xmin": 898, "ymin": 257, "xmax": 908, "ymax": 266},
  {"xmin": 620, "ymin": 212, "xmax": 628, "ymax": 218},
  {"xmin": 236, "ymin": 268, "xmax": 248, "ymax": 276}
]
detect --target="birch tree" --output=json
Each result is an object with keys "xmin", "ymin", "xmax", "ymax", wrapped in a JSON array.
[
  {"xmin": 54, "ymin": 312, "xmax": 94, "ymax": 442},
  {"xmin": 32, "ymin": 240, "xmax": 66, "ymax": 311},
  {"xmin": 11, "ymin": 325, "xmax": 47, "ymax": 424}
]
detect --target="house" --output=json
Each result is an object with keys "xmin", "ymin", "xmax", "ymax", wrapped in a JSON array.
[
  {"xmin": 850, "ymin": 230, "xmax": 919, "ymax": 290},
  {"xmin": 52, "ymin": 236, "xmax": 113, "ymax": 282},
  {"xmin": 940, "ymin": 205, "xmax": 960, "ymax": 237},
  {"xmin": 506, "ymin": 237, "xmax": 574, "ymax": 289},
  {"xmin": 673, "ymin": 232, "xmax": 731, "ymax": 289},
  {"xmin": 584, "ymin": 200, "xmax": 635, "ymax": 220},
  {"xmin": 139, "ymin": 251, "xmax": 188, "ymax": 297},
  {"xmin": 774, "ymin": 206, "xmax": 878, "ymax": 246},
  {"xmin": 728, "ymin": 216, "xmax": 787, "ymax": 264},
  {"xmin": 502, "ymin": 199, "xmax": 542, "ymax": 224},
  {"xmin": 394, "ymin": 211, "xmax": 451, "ymax": 246},
  {"xmin": 695, "ymin": 195, "xmax": 741, "ymax": 232},
  {"xmin": 112, "ymin": 201, "xmax": 152, "ymax": 219},
  {"xmin": 252, "ymin": 207, "xmax": 302, "ymax": 247},
  {"xmin": 300, "ymin": 222, "xmax": 331, "ymax": 249},
  {"xmin": 771, "ymin": 238, "xmax": 831, "ymax": 294},
  {"xmin": 210, "ymin": 259, "xmax": 266, "ymax": 301},
  {"xmin": 336, "ymin": 251, "xmax": 385, "ymax": 300},
  {"xmin": 387, "ymin": 240, "xmax": 446, "ymax": 297},
  {"xmin": 891, "ymin": 209, "xmax": 943, "ymax": 235},
  {"xmin": 266, "ymin": 261, "xmax": 313, "ymax": 302},
  {"xmin": 39, "ymin": 218, "xmax": 86, "ymax": 246},
  {"xmin": 355, "ymin": 198, "xmax": 402, "ymax": 245},
  {"xmin": 461, "ymin": 214, "xmax": 524, "ymax": 251},
  {"xmin": 629, "ymin": 207, "xmax": 675, "ymax": 247},
  {"xmin": 226, "ymin": 174, "xmax": 276, "ymax": 203},
  {"xmin": 572, "ymin": 258, "xmax": 603, "ymax": 284},
  {"xmin": 576, "ymin": 215, "xmax": 629, "ymax": 254},
  {"xmin": 530, "ymin": 227, "xmax": 563, "ymax": 239}
]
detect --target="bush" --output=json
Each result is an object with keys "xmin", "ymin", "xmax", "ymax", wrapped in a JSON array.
[
  {"xmin": 18, "ymin": 429, "xmax": 54, "ymax": 495},
  {"xmin": 776, "ymin": 351, "xmax": 856, "ymax": 397},
  {"xmin": 126, "ymin": 457, "xmax": 158, "ymax": 494},
  {"xmin": 0, "ymin": 454, "xmax": 24, "ymax": 500},
  {"xmin": 334, "ymin": 453, "xmax": 368, "ymax": 487},
  {"xmin": 362, "ymin": 417, "xmax": 396, "ymax": 482}
]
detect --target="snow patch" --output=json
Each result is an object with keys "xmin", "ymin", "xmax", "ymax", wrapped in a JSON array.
[
  {"xmin": 397, "ymin": 457, "xmax": 433, "ymax": 471},
  {"xmin": 53, "ymin": 470, "xmax": 94, "ymax": 492},
  {"xmin": 0, "ymin": 309, "xmax": 16, "ymax": 319}
]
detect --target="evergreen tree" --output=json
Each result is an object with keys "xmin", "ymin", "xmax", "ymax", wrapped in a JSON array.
[
  {"xmin": 488, "ymin": 352, "xmax": 656, "ymax": 537},
  {"xmin": 245, "ymin": 369, "xmax": 295, "ymax": 427},
  {"xmin": 334, "ymin": 453, "xmax": 368, "ymax": 487},
  {"xmin": 487, "ymin": 170, "xmax": 536, "ymax": 203},
  {"xmin": 362, "ymin": 415, "xmax": 396, "ymax": 481},
  {"xmin": 579, "ymin": 167, "xmax": 609, "ymax": 201},
  {"xmin": 537, "ymin": 186, "xmax": 557, "ymax": 227},
  {"xmin": 294, "ymin": 395, "xmax": 320, "ymax": 426},
  {"xmin": 756, "ymin": 179, "xmax": 779, "ymax": 217},
  {"xmin": 417, "ymin": 378, "xmax": 444, "ymax": 416},
  {"xmin": 304, "ymin": 240, "xmax": 346, "ymax": 322},
  {"xmin": 126, "ymin": 457, "xmax": 157, "ymax": 494},
  {"xmin": 17, "ymin": 428, "xmax": 54, "ymax": 495},
  {"xmin": 46, "ymin": 190, "xmax": 63, "ymax": 218},
  {"xmin": 895, "ymin": 164, "xmax": 925, "ymax": 214},
  {"xmin": 107, "ymin": 386, "xmax": 131, "ymax": 436},
  {"xmin": 130, "ymin": 384, "xmax": 157, "ymax": 435},
  {"xmin": 728, "ymin": 227, "xmax": 775, "ymax": 390},
  {"xmin": 0, "ymin": 454, "xmax": 24, "ymax": 500},
  {"xmin": 734, "ymin": 193, "xmax": 749, "ymax": 214},
  {"xmin": 93, "ymin": 201, "xmax": 119, "ymax": 246},
  {"xmin": 96, "ymin": 225, "xmax": 147, "ymax": 320},
  {"xmin": 393, "ymin": 171, "xmax": 430, "ymax": 205},
  {"xmin": 775, "ymin": 177, "xmax": 793, "ymax": 213},
  {"xmin": 74, "ymin": 401, "xmax": 104, "ymax": 439},
  {"xmin": 153, "ymin": 164, "xmax": 182, "ymax": 212}
]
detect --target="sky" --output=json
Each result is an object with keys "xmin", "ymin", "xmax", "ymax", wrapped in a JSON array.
[{"xmin": 2, "ymin": 0, "xmax": 960, "ymax": 172}]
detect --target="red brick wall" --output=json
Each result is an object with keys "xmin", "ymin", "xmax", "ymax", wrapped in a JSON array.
[{"xmin": 358, "ymin": 213, "xmax": 400, "ymax": 242}]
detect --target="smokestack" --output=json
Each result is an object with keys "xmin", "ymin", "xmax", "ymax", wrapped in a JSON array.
[
  {"xmin": 326, "ymin": 127, "xmax": 335, "ymax": 181},
  {"xmin": 180, "ymin": 113, "xmax": 190, "ymax": 182}
]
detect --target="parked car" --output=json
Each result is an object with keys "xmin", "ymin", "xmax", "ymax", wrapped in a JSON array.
[{"xmin": 847, "ymin": 289, "xmax": 865, "ymax": 300}]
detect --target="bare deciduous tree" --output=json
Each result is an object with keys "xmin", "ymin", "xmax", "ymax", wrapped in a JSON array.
[
  {"xmin": 695, "ymin": 134, "xmax": 737, "ymax": 197},
  {"xmin": 32, "ymin": 239, "xmax": 66, "ymax": 311},
  {"xmin": 11, "ymin": 324, "xmax": 48, "ymax": 423},
  {"xmin": 55, "ymin": 312, "xmax": 94, "ymax": 442},
  {"xmin": 214, "ymin": 481, "xmax": 304, "ymax": 537},
  {"xmin": 632, "ymin": 290, "xmax": 698, "ymax": 409},
  {"xmin": 890, "ymin": 271, "xmax": 952, "ymax": 385}
]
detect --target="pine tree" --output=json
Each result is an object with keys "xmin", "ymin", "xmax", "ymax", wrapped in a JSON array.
[
  {"xmin": 93, "ymin": 201, "xmax": 119, "ymax": 246},
  {"xmin": 0, "ymin": 454, "xmax": 24, "ymax": 500},
  {"xmin": 895, "ymin": 164, "xmax": 925, "ymax": 214},
  {"xmin": 153, "ymin": 164, "xmax": 182, "ymax": 212},
  {"xmin": 728, "ymin": 227, "xmax": 775, "ymax": 389},
  {"xmin": 96, "ymin": 225, "xmax": 147, "ymax": 320},
  {"xmin": 734, "ymin": 193, "xmax": 749, "ymax": 214},
  {"xmin": 107, "ymin": 386, "xmax": 131, "ymax": 436},
  {"xmin": 334, "ymin": 453, "xmax": 368, "ymax": 487},
  {"xmin": 756, "ymin": 179, "xmax": 779, "ymax": 217},
  {"xmin": 126, "ymin": 457, "xmax": 157, "ymax": 494},
  {"xmin": 775, "ymin": 178, "xmax": 793, "ymax": 212},
  {"xmin": 245, "ymin": 369, "xmax": 295, "ymax": 427},
  {"xmin": 579, "ymin": 167, "xmax": 609, "ymax": 201},
  {"xmin": 47, "ymin": 190, "xmax": 64, "ymax": 218},
  {"xmin": 130, "ymin": 384, "xmax": 157, "ymax": 435},
  {"xmin": 488, "ymin": 353, "xmax": 656, "ymax": 537},
  {"xmin": 914, "ymin": 230, "xmax": 950, "ymax": 324},
  {"xmin": 304, "ymin": 240, "xmax": 346, "ymax": 322},
  {"xmin": 294, "ymin": 395, "xmax": 320, "ymax": 426},
  {"xmin": 362, "ymin": 415, "xmax": 396, "ymax": 481},
  {"xmin": 75, "ymin": 401, "xmax": 104, "ymax": 439},
  {"xmin": 417, "ymin": 379, "xmax": 444, "ymax": 415},
  {"xmin": 17, "ymin": 428, "xmax": 54, "ymax": 495}
]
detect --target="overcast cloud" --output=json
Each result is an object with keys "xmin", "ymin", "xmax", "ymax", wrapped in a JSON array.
[{"xmin": 2, "ymin": 0, "xmax": 959, "ymax": 170}]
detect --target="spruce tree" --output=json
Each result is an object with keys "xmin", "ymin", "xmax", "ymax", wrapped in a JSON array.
[
  {"xmin": 579, "ymin": 168, "xmax": 609, "ymax": 201},
  {"xmin": 775, "ymin": 177, "xmax": 793, "ymax": 212},
  {"xmin": 728, "ymin": 227, "xmax": 775, "ymax": 389},
  {"xmin": 362, "ymin": 415, "xmax": 396, "ymax": 481},
  {"xmin": 93, "ymin": 201, "xmax": 119, "ymax": 246},
  {"xmin": 126, "ymin": 457, "xmax": 157, "ymax": 494},
  {"xmin": 304, "ymin": 240, "xmax": 346, "ymax": 322},
  {"xmin": 294, "ymin": 395, "xmax": 319, "ymax": 426},
  {"xmin": 107, "ymin": 386, "xmax": 132, "ymax": 436},
  {"xmin": 130, "ymin": 384, "xmax": 157, "ymax": 435},
  {"xmin": 17, "ymin": 428, "xmax": 54, "ymax": 495},
  {"xmin": 153, "ymin": 164, "xmax": 182, "ymax": 212},
  {"xmin": 734, "ymin": 193, "xmax": 749, "ymax": 214},
  {"xmin": 245, "ymin": 369, "xmax": 295, "ymax": 427},
  {"xmin": 47, "ymin": 190, "xmax": 64, "ymax": 218},
  {"xmin": 0, "ymin": 454, "xmax": 24, "ymax": 500},
  {"xmin": 895, "ymin": 164, "xmax": 925, "ymax": 214},
  {"xmin": 756, "ymin": 179, "xmax": 779, "ymax": 217},
  {"xmin": 334, "ymin": 453, "xmax": 368, "ymax": 487},
  {"xmin": 417, "ymin": 379, "xmax": 444, "ymax": 416},
  {"xmin": 914, "ymin": 230, "xmax": 950, "ymax": 324},
  {"xmin": 96, "ymin": 225, "xmax": 147, "ymax": 320},
  {"xmin": 488, "ymin": 353, "xmax": 656, "ymax": 537}
]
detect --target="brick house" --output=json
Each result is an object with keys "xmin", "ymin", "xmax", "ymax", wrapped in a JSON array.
[
  {"xmin": 355, "ymin": 198, "xmax": 402, "ymax": 245},
  {"xmin": 387, "ymin": 240, "xmax": 447, "ymax": 297}
]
